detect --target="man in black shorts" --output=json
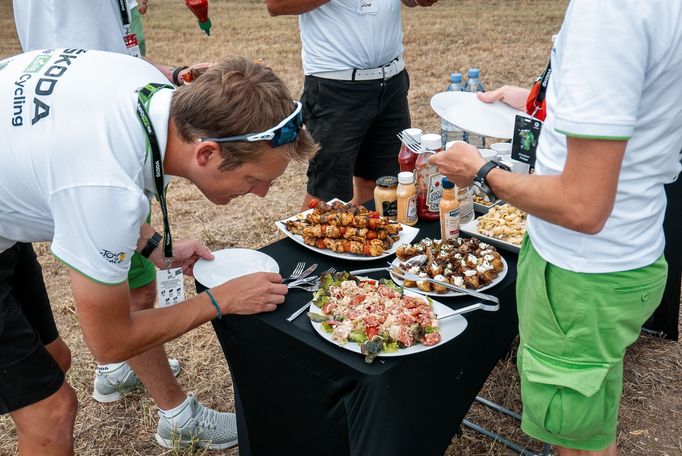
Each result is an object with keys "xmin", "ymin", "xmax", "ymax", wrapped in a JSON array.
[
  {"xmin": 0, "ymin": 51, "xmax": 315, "ymax": 454},
  {"xmin": 267, "ymin": 0, "xmax": 438, "ymax": 208}
]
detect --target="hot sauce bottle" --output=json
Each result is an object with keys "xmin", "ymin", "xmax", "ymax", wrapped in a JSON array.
[
  {"xmin": 415, "ymin": 133, "xmax": 444, "ymax": 221},
  {"xmin": 185, "ymin": 0, "xmax": 212, "ymax": 36},
  {"xmin": 398, "ymin": 128, "xmax": 422, "ymax": 173}
]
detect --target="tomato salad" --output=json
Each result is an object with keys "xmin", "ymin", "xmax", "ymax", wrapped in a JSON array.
[{"xmin": 308, "ymin": 272, "xmax": 441, "ymax": 364}]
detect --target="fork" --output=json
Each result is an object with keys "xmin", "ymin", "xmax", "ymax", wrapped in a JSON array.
[
  {"xmin": 286, "ymin": 267, "xmax": 336, "ymax": 322},
  {"xmin": 397, "ymin": 130, "xmax": 429, "ymax": 154},
  {"xmin": 287, "ymin": 267, "xmax": 335, "ymax": 292},
  {"xmin": 282, "ymin": 262, "xmax": 305, "ymax": 283}
]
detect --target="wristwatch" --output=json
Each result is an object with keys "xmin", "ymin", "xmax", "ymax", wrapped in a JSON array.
[
  {"xmin": 140, "ymin": 231, "xmax": 163, "ymax": 258},
  {"xmin": 473, "ymin": 160, "xmax": 510, "ymax": 201}
]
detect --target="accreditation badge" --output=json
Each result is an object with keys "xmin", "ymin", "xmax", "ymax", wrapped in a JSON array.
[
  {"xmin": 511, "ymin": 114, "xmax": 542, "ymax": 170},
  {"xmin": 124, "ymin": 32, "xmax": 141, "ymax": 58},
  {"xmin": 157, "ymin": 268, "xmax": 185, "ymax": 307}
]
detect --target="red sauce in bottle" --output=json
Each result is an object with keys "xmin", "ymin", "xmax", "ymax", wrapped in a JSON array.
[
  {"xmin": 185, "ymin": 0, "xmax": 212, "ymax": 35},
  {"xmin": 397, "ymin": 128, "xmax": 422, "ymax": 173},
  {"xmin": 415, "ymin": 133, "xmax": 444, "ymax": 221}
]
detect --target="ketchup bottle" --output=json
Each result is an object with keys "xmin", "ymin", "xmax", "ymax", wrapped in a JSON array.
[
  {"xmin": 398, "ymin": 128, "xmax": 422, "ymax": 173},
  {"xmin": 185, "ymin": 0, "xmax": 212, "ymax": 36},
  {"xmin": 415, "ymin": 133, "xmax": 444, "ymax": 221}
]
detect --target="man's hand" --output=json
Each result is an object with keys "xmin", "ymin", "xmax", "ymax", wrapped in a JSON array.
[
  {"xmin": 211, "ymin": 272, "xmax": 288, "ymax": 315},
  {"xmin": 429, "ymin": 142, "xmax": 487, "ymax": 188},
  {"xmin": 149, "ymin": 239, "xmax": 214, "ymax": 276},
  {"xmin": 477, "ymin": 85, "xmax": 530, "ymax": 111}
]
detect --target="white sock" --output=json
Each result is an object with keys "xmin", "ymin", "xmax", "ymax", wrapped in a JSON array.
[
  {"xmin": 159, "ymin": 395, "xmax": 192, "ymax": 427},
  {"xmin": 95, "ymin": 362, "xmax": 129, "ymax": 380}
]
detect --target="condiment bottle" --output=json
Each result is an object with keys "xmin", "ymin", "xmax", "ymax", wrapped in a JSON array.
[
  {"xmin": 396, "ymin": 171, "xmax": 418, "ymax": 226},
  {"xmin": 185, "ymin": 0, "xmax": 212, "ymax": 36},
  {"xmin": 415, "ymin": 133, "xmax": 444, "ymax": 221},
  {"xmin": 374, "ymin": 176, "xmax": 398, "ymax": 220},
  {"xmin": 398, "ymin": 128, "xmax": 422, "ymax": 173},
  {"xmin": 445, "ymin": 140, "xmax": 475, "ymax": 223},
  {"xmin": 439, "ymin": 177, "xmax": 460, "ymax": 240}
]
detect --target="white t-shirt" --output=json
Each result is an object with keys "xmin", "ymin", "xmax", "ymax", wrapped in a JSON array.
[
  {"xmin": 0, "ymin": 49, "xmax": 172, "ymax": 284},
  {"xmin": 527, "ymin": 0, "xmax": 682, "ymax": 273},
  {"xmin": 13, "ymin": 0, "xmax": 139, "ymax": 56},
  {"xmin": 299, "ymin": 0, "xmax": 403, "ymax": 74}
]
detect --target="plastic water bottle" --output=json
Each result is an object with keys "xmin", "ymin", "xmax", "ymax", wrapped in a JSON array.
[
  {"xmin": 463, "ymin": 68, "xmax": 485, "ymax": 148},
  {"xmin": 440, "ymin": 72, "xmax": 465, "ymax": 148}
]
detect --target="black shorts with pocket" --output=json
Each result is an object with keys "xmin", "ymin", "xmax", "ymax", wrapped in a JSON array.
[
  {"xmin": 302, "ymin": 69, "xmax": 411, "ymax": 202},
  {"xmin": 0, "ymin": 243, "xmax": 63, "ymax": 414}
]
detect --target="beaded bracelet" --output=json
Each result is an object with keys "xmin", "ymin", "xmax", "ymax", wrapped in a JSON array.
[{"xmin": 205, "ymin": 289, "xmax": 223, "ymax": 319}]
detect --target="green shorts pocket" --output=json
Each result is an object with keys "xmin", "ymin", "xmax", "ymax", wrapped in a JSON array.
[{"xmin": 521, "ymin": 345, "xmax": 611, "ymax": 441}]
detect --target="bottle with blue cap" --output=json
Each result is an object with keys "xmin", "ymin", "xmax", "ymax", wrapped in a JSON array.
[
  {"xmin": 439, "ymin": 177, "xmax": 460, "ymax": 240},
  {"xmin": 463, "ymin": 68, "xmax": 486, "ymax": 148},
  {"xmin": 440, "ymin": 72, "xmax": 465, "ymax": 147}
]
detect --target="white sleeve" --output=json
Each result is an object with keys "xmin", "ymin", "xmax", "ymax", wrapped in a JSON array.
[
  {"xmin": 50, "ymin": 186, "xmax": 149, "ymax": 285},
  {"xmin": 552, "ymin": 0, "xmax": 650, "ymax": 140}
]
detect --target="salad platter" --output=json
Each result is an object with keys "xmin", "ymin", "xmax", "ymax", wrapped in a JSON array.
[{"xmin": 306, "ymin": 272, "xmax": 467, "ymax": 363}]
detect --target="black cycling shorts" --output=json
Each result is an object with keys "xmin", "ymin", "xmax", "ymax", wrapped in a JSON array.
[
  {"xmin": 0, "ymin": 243, "xmax": 63, "ymax": 414},
  {"xmin": 302, "ymin": 69, "xmax": 411, "ymax": 202}
]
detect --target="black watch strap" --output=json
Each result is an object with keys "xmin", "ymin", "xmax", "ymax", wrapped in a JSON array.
[
  {"xmin": 140, "ymin": 232, "xmax": 163, "ymax": 258},
  {"xmin": 172, "ymin": 66, "xmax": 189, "ymax": 86},
  {"xmin": 474, "ymin": 160, "xmax": 510, "ymax": 201}
]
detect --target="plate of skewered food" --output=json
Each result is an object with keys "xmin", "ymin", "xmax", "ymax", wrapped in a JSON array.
[
  {"xmin": 276, "ymin": 199, "xmax": 419, "ymax": 261},
  {"xmin": 389, "ymin": 237, "xmax": 507, "ymax": 297}
]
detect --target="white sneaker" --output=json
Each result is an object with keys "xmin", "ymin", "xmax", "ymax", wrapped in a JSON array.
[
  {"xmin": 92, "ymin": 358, "xmax": 181, "ymax": 403},
  {"xmin": 155, "ymin": 396, "xmax": 238, "ymax": 450}
]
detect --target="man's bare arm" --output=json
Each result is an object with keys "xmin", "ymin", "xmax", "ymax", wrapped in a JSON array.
[
  {"xmin": 266, "ymin": 0, "xmax": 331, "ymax": 16},
  {"xmin": 430, "ymin": 137, "xmax": 626, "ymax": 234}
]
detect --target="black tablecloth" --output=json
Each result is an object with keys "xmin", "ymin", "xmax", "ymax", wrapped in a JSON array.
[{"xmin": 207, "ymin": 219, "xmax": 519, "ymax": 456}]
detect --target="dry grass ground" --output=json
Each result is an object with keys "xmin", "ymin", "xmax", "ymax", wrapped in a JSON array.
[{"xmin": 1, "ymin": 0, "xmax": 680, "ymax": 455}]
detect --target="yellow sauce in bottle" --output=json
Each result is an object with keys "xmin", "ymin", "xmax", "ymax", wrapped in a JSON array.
[
  {"xmin": 374, "ymin": 176, "xmax": 398, "ymax": 220},
  {"xmin": 439, "ymin": 177, "xmax": 460, "ymax": 239},
  {"xmin": 397, "ymin": 171, "xmax": 418, "ymax": 226}
]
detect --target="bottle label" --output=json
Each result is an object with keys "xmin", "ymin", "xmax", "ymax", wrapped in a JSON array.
[
  {"xmin": 426, "ymin": 173, "xmax": 444, "ymax": 212},
  {"xmin": 382, "ymin": 199, "xmax": 398, "ymax": 218},
  {"xmin": 443, "ymin": 208, "xmax": 460, "ymax": 239},
  {"xmin": 407, "ymin": 195, "xmax": 418, "ymax": 223}
]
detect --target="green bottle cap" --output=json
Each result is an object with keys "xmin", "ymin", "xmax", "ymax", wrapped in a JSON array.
[{"xmin": 198, "ymin": 18, "xmax": 212, "ymax": 36}]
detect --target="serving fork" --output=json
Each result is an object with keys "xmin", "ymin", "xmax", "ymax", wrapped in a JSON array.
[{"xmin": 397, "ymin": 130, "xmax": 429, "ymax": 154}]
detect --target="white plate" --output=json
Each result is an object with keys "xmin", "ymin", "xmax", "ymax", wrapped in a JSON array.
[
  {"xmin": 309, "ymin": 289, "xmax": 467, "ymax": 358},
  {"xmin": 460, "ymin": 219, "xmax": 521, "ymax": 254},
  {"xmin": 193, "ymin": 248, "xmax": 280, "ymax": 288},
  {"xmin": 388, "ymin": 255, "xmax": 508, "ymax": 297},
  {"xmin": 430, "ymin": 91, "xmax": 525, "ymax": 139},
  {"xmin": 275, "ymin": 199, "xmax": 420, "ymax": 262}
]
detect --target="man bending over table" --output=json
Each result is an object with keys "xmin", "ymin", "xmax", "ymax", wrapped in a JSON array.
[
  {"xmin": 431, "ymin": 1, "xmax": 682, "ymax": 455},
  {"xmin": 0, "ymin": 50, "xmax": 316, "ymax": 455}
]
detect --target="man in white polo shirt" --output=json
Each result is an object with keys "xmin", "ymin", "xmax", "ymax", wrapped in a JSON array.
[
  {"xmin": 267, "ymin": 0, "xmax": 437, "ymax": 208},
  {"xmin": 431, "ymin": 0, "xmax": 682, "ymax": 454},
  {"xmin": 0, "ymin": 50, "xmax": 316, "ymax": 453}
]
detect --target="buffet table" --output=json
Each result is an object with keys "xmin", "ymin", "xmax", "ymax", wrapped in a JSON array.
[{"xmin": 204, "ymin": 218, "xmax": 519, "ymax": 456}]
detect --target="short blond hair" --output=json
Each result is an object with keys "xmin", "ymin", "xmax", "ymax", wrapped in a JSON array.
[{"xmin": 171, "ymin": 56, "xmax": 317, "ymax": 170}]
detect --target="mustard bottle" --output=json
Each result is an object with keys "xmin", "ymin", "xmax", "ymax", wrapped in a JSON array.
[{"xmin": 397, "ymin": 171, "xmax": 418, "ymax": 226}]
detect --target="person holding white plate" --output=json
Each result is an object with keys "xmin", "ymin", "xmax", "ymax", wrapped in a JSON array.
[
  {"xmin": 430, "ymin": 1, "xmax": 682, "ymax": 454},
  {"xmin": 0, "ymin": 51, "xmax": 316, "ymax": 454}
]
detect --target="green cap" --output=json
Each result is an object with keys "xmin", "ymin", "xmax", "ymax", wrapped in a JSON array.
[{"xmin": 198, "ymin": 18, "xmax": 212, "ymax": 36}]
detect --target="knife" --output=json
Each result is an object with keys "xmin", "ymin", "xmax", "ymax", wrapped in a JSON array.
[{"xmin": 282, "ymin": 263, "xmax": 318, "ymax": 284}]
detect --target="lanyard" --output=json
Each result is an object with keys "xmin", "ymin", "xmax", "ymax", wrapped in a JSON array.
[
  {"xmin": 117, "ymin": 0, "xmax": 130, "ymax": 27},
  {"xmin": 536, "ymin": 60, "xmax": 552, "ymax": 105},
  {"xmin": 135, "ymin": 83, "xmax": 175, "ymax": 262}
]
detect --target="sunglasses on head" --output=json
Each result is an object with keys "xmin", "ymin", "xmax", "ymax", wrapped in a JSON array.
[{"xmin": 197, "ymin": 101, "xmax": 303, "ymax": 148}]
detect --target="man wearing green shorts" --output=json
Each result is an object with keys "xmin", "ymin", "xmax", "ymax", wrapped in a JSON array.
[{"xmin": 431, "ymin": 1, "xmax": 682, "ymax": 454}]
